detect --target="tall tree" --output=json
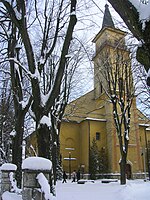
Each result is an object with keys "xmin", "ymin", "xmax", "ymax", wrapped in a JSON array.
[
  {"xmin": 0, "ymin": 14, "xmax": 31, "ymax": 187},
  {"xmin": 0, "ymin": 79, "xmax": 14, "ymax": 165},
  {"xmin": 95, "ymin": 47, "xmax": 135, "ymax": 184},
  {"xmin": 0, "ymin": 0, "xmax": 77, "ymax": 189}
]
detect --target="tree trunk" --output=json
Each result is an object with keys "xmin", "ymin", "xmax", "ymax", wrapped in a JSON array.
[
  {"xmin": 12, "ymin": 115, "xmax": 24, "ymax": 188},
  {"xmin": 36, "ymin": 124, "xmax": 51, "ymax": 159},
  {"xmin": 50, "ymin": 116, "xmax": 58, "ymax": 185},
  {"xmin": 51, "ymin": 139, "xmax": 57, "ymax": 185},
  {"xmin": 120, "ymin": 154, "xmax": 126, "ymax": 185},
  {"xmin": 36, "ymin": 123, "xmax": 56, "ymax": 195}
]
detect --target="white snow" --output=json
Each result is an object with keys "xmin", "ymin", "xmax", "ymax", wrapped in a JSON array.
[
  {"xmin": 19, "ymin": 99, "xmax": 31, "ymax": 109},
  {"xmin": 36, "ymin": 173, "xmax": 54, "ymax": 200},
  {"xmin": 129, "ymin": 0, "xmax": 150, "ymax": 28},
  {"xmin": 10, "ymin": 130, "xmax": 16, "ymax": 137},
  {"xmin": 15, "ymin": 43, "xmax": 22, "ymax": 49},
  {"xmin": 148, "ymin": 68, "xmax": 150, "ymax": 76},
  {"xmin": 31, "ymin": 67, "xmax": 41, "ymax": 80},
  {"xmin": 40, "ymin": 115, "xmax": 51, "ymax": 128},
  {"xmin": 41, "ymin": 92, "xmax": 52, "ymax": 107},
  {"xmin": 56, "ymin": 179, "xmax": 150, "ymax": 200},
  {"xmin": 22, "ymin": 157, "xmax": 52, "ymax": 171},
  {"xmin": 70, "ymin": 11, "xmax": 76, "ymax": 16},
  {"xmin": 2, "ymin": 191, "xmax": 22, "ymax": 200},
  {"xmin": 1, "ymin": 179, "xmax": 150, "ymax": 200},
  {"xmin": 9, "ymin": 172, "xmax": 22, "ymax": 194},
  {"xmin": 146, "ymin": 127, "xmax": 150, "ymax": 131},
  {"xmin": 4, "ymin": 0, "xmax": 12, "ymax": 4},
  {"xmin": 86, "ymin": 117, "xmax": 106, "ymax": 122},
  {"xmin": 0, "ymin": 163, "xmax": 17, "ymax": 171},
  {"xmin": 65, "ymin": 54, "xmax": 72, "ymax": 58},
  {"xmin": 14, "ymin": 7, "xmax": 22, "ymax": 20}
]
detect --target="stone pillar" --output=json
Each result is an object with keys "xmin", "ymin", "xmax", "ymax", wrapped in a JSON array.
[
  {"xmin": 0, "ymin": 163, "xmax": 17, "ymax": 195},
  {"xmin": 22, "ymin": 157, "xmax": 52, "ymax": 200},
  {"xmin": 22, "ymin": 169, "xmax": 50, "ymax": 200}
]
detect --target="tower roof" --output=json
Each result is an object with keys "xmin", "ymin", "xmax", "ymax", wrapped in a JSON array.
[{"xmin": 102, "ymin": 4, "xmax": 115, "ymax": 29}]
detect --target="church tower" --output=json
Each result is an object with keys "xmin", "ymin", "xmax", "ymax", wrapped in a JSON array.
[
  {"xmin": 93, "ymin": 4, "xmax": 128, "ymax": 99},
  {"xmin": 92, "ymin": 4, "xmax": 142, "ymax": 174}
]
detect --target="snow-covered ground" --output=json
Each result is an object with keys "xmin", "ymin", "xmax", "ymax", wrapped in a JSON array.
[
  {"xmin": 1, "ymin": 179, "xmax": 150, "ymax": 200},
  {"xmin": 56, "ymin": 179, "xmax": 150, "ymax": 200}
]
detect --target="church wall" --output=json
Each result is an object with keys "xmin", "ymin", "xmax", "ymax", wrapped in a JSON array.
[
  {"xmin": 60, "ymin": 121, "xmax": 80, "ymax": 173},
  {"xmin": 103, "ymin": 100, "xmax": 115, "ymax": 172},
  {"xmin": 88, "ymin": 120, "xmax": 107, "ymax": 150},
  {"xmin": 79, "ymin": 121, "xmax": 90, "ymax": 173},
  {"xmin": 130, "ymin": 99, "xmax": 143, "ymax": 172},
  {"xmin": 94, "ymin": 28, "xmax": 126, "ymax": 54},
  {"xmin": 25, "ymin": 132, "xmax": 38, "ymax": 156},
  {"xmin": 139, "ymin": 125, "xmax": 150, "ymax": 172}
]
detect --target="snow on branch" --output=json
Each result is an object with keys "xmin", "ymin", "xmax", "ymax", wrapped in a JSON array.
[
  {"xmin": 4, "ymin": 0, "xmax": 22, "ymax": 20},
  {"xmin": 129, "ymin": 0, "xmax": 150, "ymax": 28},
  {"xmin": 4, "ymin": 58, "xmax": 32, "ymax": 79},
  {"xmin": 41, "ymin": 91, "xmax": 52, "ymax": 107},
  {"xmin": 31, "ymin": 66, "xmax": 41, "ymax": 82},
  {"xmin": 29, "ymin": 145, "xmax": 37, "ymax": 157},
  {"xmin": 19, "ymin": 98, "xmax": 31, "ymax": 110},
  {"xmin": 10, "ymin": 130, "xmax": 16, "ymax": 137},
  {"xmin": 40, "ymin": 115, "xmax": 51, "ymax": 128},
  {"xmin": 13, "ymin": 7, "xmax": 22, "ymax": 20}
]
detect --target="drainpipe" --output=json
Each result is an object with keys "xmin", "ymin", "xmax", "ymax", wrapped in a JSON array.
[
  {"xmin": 88, "ymin": 120, "xmax": 90, "ymax": 178},
  {"xmin": 144, "ymin": 128, "xmax": 150, "ymax": 180}
]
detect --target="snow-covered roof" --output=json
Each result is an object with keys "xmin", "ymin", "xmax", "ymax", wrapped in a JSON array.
[{"xmin": 22, "ymin": 157, "xmax": 52, "ymax": 171}]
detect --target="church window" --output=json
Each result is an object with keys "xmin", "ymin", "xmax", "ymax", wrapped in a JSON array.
[
  {"xmin": 96, "ymin": 132, "xmax": 100, "ymax": 140},
  {"xmin": 100, "ymin": 83, "xmax": 103, "ymax": 94}
]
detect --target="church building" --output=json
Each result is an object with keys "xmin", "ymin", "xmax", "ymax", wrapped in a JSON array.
[{"xmin": 60, "ymin": 4, "xmax": 150, "ymax": 178}]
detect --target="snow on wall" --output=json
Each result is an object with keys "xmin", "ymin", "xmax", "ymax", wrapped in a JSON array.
[
  {"xmin": 22, "ymin": 157, "xmax": 52, "ymax": 171},
  {"xmin": 36, "ymin": 173, "xmax": 54, "ymax": 200},
  {"xmin": 0, "ymin": 163, "xmax": 17, "ymax": 171}
]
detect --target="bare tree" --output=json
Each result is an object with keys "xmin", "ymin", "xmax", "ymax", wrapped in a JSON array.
[
  {"xmin": 0, "ymin": 0, "xmax": 77, "ymax": 190},
  {"xmin": 0, "ymin": 1, "xmax": 32, "ymax": 187},
  {"xmin": 0, "ymin": 78, "xmax": 14, "ymax": 165},
  {"xmin": 95, "ymin": 46, "xmax": 135, "ymax": 184}
]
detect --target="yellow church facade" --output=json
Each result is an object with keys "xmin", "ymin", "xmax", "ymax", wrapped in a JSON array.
[
  {"xmin": 60, "ymin": 93, "xmax": 150, "ymax": 178},
  {"xmin": 60, "ymin": 5, "xmax": 150, "ymax": 178}
]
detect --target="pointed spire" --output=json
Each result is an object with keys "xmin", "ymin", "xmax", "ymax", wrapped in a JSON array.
[{"xmin": 102, "ymin": 4, "xmax": 115, "ymax": 29}]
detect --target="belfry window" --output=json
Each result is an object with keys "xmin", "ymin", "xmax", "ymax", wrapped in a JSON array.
[
  {"xmin": 96, "ymin": 132, "xmax": 100, "ymax": 140},
  {"xmin": 100, "ymin": 83, "xmax": 103, "ymax": 94}
]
